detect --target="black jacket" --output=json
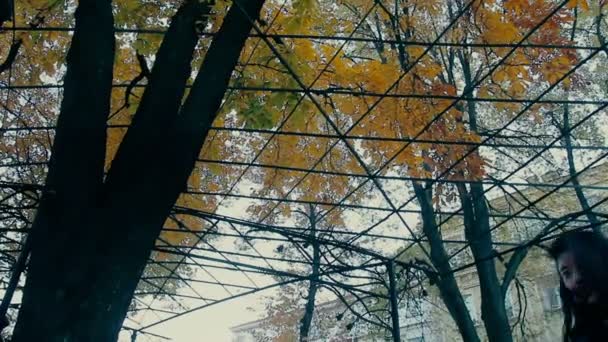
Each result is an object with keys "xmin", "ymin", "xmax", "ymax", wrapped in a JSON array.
[{"xmin": 570, "ymin": 306, "xmax": 608, "ymax": 342}]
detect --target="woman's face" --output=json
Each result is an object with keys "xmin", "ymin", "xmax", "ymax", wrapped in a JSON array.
[{"xmin": 557, "ymin": 251, "xmax": 599, "ymax": 304}]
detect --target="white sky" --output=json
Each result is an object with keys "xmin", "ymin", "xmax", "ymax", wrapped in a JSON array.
[{"xmin": 128, "ymin": 292, "xmax": 264, "ymax": 342}]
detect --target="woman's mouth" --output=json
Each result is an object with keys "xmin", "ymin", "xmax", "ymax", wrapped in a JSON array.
[{"xmin": 573, "ymin": 288, "xmax": 590, "ymax": 302}]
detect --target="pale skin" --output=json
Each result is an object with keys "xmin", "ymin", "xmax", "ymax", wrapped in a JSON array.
[{"xmin": 557, "ymin": 251, "xmax": 600, "ymax": 304}]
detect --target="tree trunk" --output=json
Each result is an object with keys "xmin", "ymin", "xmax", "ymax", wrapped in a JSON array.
[
  {"xmin": 459, "ymin": 183, "xmax": 513, "ymax": 342},
  {"xmin": 562, "ymin": 104, "xmax": 600, "ymax": 231},
  {"xmin": 0, "ymin": 0, "xmax": 12, "ymax": 25},
  {"xmin": 13, "ymin": 0, "xmax": 115, "ymax": 339},
  {"xmin": 460, "ymin": 53, "xmax": 512, "ymax": 342},
  {"xmin": 300, "ymin": 206, "xmax": 320, "ymax": 342},
  {"xmin": 12, "ymin": 1, "xmax": 266, "ymax": 340},
  {"xmin": 413, "ymin": 182, "xmax": 480, "ymax": 342}
]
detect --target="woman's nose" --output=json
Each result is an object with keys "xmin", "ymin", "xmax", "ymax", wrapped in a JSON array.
[{"xmin": 572, "ymin": 272, "xmax": 584, "ymax": 288}]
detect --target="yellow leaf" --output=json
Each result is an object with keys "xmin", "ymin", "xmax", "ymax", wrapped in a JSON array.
[
  {"xmin": 26, "ymin": 0, "xmax": 52, "ymax": 9},
  {"xmin": 567, "ymin": 0, "xmax": 589, "ymax": 11},
  {"xmin": 481, "ymin": 11, "xmax": 521, "ymax": 43},
  {"xmin": 541, "ymin": 55, "xmax": 572, "ymax": 85},
  {"xmin": 406, "ymin": 46, "xmax": 425, "ymax": 60},
  {"xmin": 504, "ymin": 0, "xmax": 529, "ymax": 14}
]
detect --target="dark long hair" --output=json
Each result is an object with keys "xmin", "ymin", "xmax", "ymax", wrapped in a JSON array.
[{"xmin": 548, "ymin": 230, "xmax": 608, "ymax": 341}]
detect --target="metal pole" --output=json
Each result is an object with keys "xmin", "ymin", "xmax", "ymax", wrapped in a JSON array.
[{"xmin": 387, "ymin": 260, "xmax": 401, "ymax": 342}]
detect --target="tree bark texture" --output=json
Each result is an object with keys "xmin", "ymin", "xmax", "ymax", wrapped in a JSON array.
[
  {"xmin": 13, "ymin": 1, "xmax": 266, "ymax": 341},
  {"xmin": 300, "ymin": 206, "xmax": 320, "ymax": 342},
  {"xmin": 458, "ymin": 183, "xmax": 513, "ymax": 342},
  {"xmin": 562, "ymin": 105, "xmax": 600, "ymax": 231},
  {"xmin": 413, "ymin": 182, "xmax": 481, "ymax": 342}
]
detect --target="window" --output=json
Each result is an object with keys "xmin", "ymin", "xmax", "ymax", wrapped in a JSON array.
[{"xmin": 543, "ymin": 286, "xmax": 561, "ymax": 311}]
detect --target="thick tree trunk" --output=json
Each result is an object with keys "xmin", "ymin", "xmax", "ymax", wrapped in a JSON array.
[
  {"xmin": 13, "ymin": 0, "xmax": 266, "ymax": 340},
  {"xmin": 413, "ymin": 182, "xmax": 480, "ymax": 342},
  {"xmin": 13, "ymin": 0, "xmax": 115, "ymax": 339}
]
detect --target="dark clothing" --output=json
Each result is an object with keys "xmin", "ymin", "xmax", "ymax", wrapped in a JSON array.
[
  {"xmin": 570, "ymin": 303, "xmax": 608, "ymax": 342},
  {"xmin": 569, "ymin": 327, "xmax": 608, "ymax": 341},
  {"xmin": 570, "ymin": 330, "xmax": 607, "ymax": 341}
]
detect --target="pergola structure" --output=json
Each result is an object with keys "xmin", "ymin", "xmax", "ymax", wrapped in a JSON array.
[{"xmin": 1, "ymin": 0, "xmax": 607, "ymax": 341}]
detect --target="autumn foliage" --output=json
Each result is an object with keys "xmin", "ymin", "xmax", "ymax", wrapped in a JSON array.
[{"xmin": 0, "ymin": 0, "xmax": 602, "ymax": 340}]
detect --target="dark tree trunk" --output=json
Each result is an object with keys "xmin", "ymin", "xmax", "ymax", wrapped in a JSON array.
[
  {"xmin": 12, "ymin": 0, "xmax": 266, "ymax": 341},
  {"xmin": 460, "ymin": 53, "xmax": 512, "ymax": 342},
  {"xmin": 413, "ymin": 182, "xmax": 481, "ymax": 342},
  {"xmin": 0, "ymin": 0, "xmax": 12, "ymax": 24},
  {"xmin": 300, "ymin": 206, "xmax": 320, "ymax": 342},
  {"xmin": 13, "ymin": 0, "xmax": 115, "ymax": 339},
  {"xmin": 562, "ymin": 105, "xmax": 600, "ymax": 231},
  {"xmin": 387, "ymin": 260, "xmax": 401, "ymax": 342},
  {"xmin": 458, "ymin": 183, "xmax": 513, "ymax": 342}
]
